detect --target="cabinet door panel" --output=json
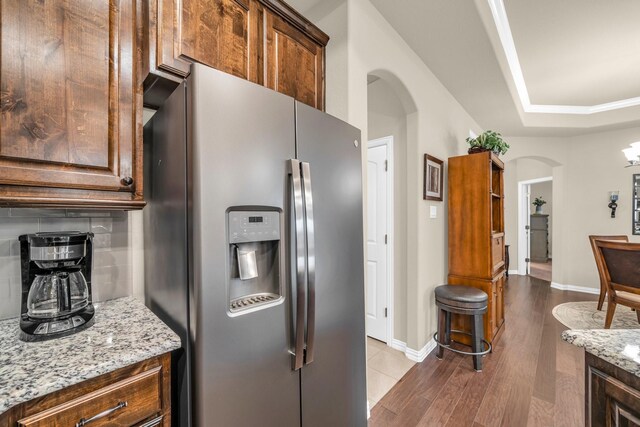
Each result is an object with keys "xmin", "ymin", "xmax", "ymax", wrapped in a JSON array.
[
  {"xmin": 181, "ymin": 0, "xmax": 260, "ymax": 81},
  {"xmin": 265, "ymin": 11, "xmax": 324, "ymax": 109},
  {"xmin": 155, "ymin": 0, "xmax": 191, "ymax": 77},
  {"xmin": 588, "ymin": 364, "xmax": 640, "ymax": 427},
  {"xmin": 496, "ymin": 275, "xmax": 504, "ymax": 328},
  {"xmin": 0, "ymin": 0, "xmax": 139, "ymax": 194}
]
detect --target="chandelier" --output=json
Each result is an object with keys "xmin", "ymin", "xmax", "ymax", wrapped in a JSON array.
[{"xmin": 622, "ymin": 142, "xmax": 640, "ymax": 167}]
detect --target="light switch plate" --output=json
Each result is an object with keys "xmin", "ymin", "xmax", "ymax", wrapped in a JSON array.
[{"xmin": 430, "ymin": 205, "xmax": 437, "ymax": 219}]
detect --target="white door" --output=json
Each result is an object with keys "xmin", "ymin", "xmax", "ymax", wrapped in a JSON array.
[{"xmin": 366, "ymin": 144, "xmax": 388, "ymax": 342}]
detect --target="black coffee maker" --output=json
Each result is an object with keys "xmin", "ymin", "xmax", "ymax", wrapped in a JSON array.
[{"xmin": 19, "ymin": 232, "xmax": 95, "ymax": 341}]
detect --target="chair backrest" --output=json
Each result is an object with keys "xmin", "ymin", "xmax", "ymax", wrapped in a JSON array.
[
  {"xmin": 595, "ymin": 240, "xmax": 640, "ymax": 293},
  {"xmin": 588, "ymin": 235, "xmax": 628, "ymax": 289}
]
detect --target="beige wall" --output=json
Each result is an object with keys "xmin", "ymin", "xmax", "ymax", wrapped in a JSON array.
[
  {"xmin": 346, "ymin": 0, "xmax": 482, "ymax": 351},
  {"xmin": 503, "ymin": 127, "xmax": 640, "ymax": 289},
  {"xmin": 308, "ymin": 2, "xmax": 349, "ymax": 121},
  {"xmin": 307, "ymin": 0, "xmax": 640, "ymax": 353},
  {"xmin": 308, "ymin": 0, "xmax": 483, "ymax": 351},
  {"xmin": 367, "ymin": 79, "xmax": 409, "ymax": 342}
]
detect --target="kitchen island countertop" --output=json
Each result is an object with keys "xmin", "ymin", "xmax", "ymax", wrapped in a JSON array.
[
  {"xmin": 0, "ymin": 296, "xmax": 181, "ymax": 414},
  {"xmin": 562, "ymin": 328, "xmax": 640, "ymax": 377}
]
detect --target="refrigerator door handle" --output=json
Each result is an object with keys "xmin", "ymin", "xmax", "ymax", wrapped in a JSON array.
[
  {"xmin": 301, "ymin": 161, "xmax": 316, "ymax": 365},
  {"xmin": 289, "ymin": 159, "xmax": 307, "ymax": 371}
]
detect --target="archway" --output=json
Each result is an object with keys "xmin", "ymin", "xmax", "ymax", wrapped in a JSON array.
[{"xmin": 364, "ymin": 69, "xmax": 419, "ymax": 408}]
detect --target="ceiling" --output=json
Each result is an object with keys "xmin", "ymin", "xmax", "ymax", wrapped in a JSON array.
[
  {"xmin": 506, "ymin": 0, "xmax": 640, "ymax": 107},
  {"xmin": 290, "ymin": 0, "xmax": 640, "ymax": 136}
]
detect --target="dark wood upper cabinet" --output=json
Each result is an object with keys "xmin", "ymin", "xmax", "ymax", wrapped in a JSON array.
[
  {"xmin": 181, "ymin": 0, "xmax": 261, "ymax": 82},
  {"xmin": 0, "ymin": 0, "xmax": 144, "ymax": 209},
  {"xmin": 145, "ymin": 0, "xmax": 327, "ymax": 110},
  {"xmin": 264, "ymin": 9, "xmax": 324, "ymax": 109}
]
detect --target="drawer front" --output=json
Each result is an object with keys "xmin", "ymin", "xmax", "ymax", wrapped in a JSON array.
[
  {"xmin": 491, "ymin": 235, "xmax": 505, "ymax": 272},
  {"xmin": 18, "ymin": 366, "xmax": 162, "ymax": 427}
]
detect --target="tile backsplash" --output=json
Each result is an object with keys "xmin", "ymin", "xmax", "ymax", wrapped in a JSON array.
[{"xmin": 0, "ymin": 209, "xmax": 134, "ymax": 320}]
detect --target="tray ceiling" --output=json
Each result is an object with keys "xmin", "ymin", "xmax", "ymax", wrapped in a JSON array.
[{"xmin": 289, "ymin": 0, "xmax": 640, "ymax": 135}]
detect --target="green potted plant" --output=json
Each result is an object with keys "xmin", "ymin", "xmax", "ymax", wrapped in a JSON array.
[
  {"xmin": 466, "ymin": 130, "xmax": 510, "ymax": 155},
  {"xmin": 532, "ymin": 196, "xmax": 546, "ymax": 214}
]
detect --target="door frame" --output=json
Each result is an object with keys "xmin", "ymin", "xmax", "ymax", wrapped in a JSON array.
[
  {"xmin": 367, "ymin": 136, "xmax": 394, "ymax": 345},
  {"xmin": 518, "ymin": 176, "xmax": 552, "ymax": 276}
]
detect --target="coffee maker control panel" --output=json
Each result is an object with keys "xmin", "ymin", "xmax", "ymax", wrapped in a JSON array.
[{"xmin": 228, "ymin": 211, "xmax": 280, "ymax": 243}]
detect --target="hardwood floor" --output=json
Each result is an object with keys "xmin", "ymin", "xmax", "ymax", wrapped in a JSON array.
[
  {"xmin": 530, "ymin": 260, "xmax": 552, "ymax": 282},
  {"xmin": 368, "ymin": 274, "xmax": 596, "ymax": 426}
]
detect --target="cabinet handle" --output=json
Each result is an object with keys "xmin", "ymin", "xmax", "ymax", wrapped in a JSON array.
[
  {"xmin": 121, "ymin": 176, "xmax": 134, "ymax": 186},
  {"xmin": 76, "ymin": 401, "xmax": 128, "ymax": 427}
]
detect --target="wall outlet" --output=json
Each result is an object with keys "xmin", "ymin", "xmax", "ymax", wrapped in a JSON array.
[{"xmin": 430, "ymin": 206, "xmax": 437, "ymax": 219}]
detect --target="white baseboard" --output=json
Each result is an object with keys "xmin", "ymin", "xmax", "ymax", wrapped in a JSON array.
[
  {"xmin": 389, "ymin": 338, "xmax": 437, "ymax": 363},
  {"xmin": 550, "ymin": 282, "xmax": 600, "ymax": 295},
  {"xmin": 507, "ymin": 270, "xmax": 519, "ymax": 276},
  {"xmin": 388, "ymin": 338, "xmax": 407, "ymax": 353}
]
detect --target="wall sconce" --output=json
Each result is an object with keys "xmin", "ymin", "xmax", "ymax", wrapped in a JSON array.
[
  {"xmin": 622, "ymin": 142, "xmax": 640, "ymax": 167},
  {"xmin": 608, "ymin": 191, "xmax": 619, "ymax": 218}
]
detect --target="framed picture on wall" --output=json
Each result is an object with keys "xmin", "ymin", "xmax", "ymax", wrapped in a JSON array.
[{"xmin": 423, "ymin": 154, "xmax": 444, "ymax": 201}]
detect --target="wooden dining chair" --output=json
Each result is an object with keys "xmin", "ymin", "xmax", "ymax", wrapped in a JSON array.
[
  {"xmin": 588, "ymin": 235, "xmax": 628, "ymax": 310},
  {"xmin": 594, "ymin": 240, "xmax": 640, "ymax": 328}
]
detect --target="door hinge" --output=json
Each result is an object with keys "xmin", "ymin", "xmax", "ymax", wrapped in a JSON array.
[
  {"xmin": 384, "ymin": 234, "xmax": 388, "ymax": 244},
  {"xmin": 384, "ymin": 307, "xmax": 388, "ymax": 318},
  {"xmin": 384, "ymin": 160, "xmax": 388, "ymax": 171}
]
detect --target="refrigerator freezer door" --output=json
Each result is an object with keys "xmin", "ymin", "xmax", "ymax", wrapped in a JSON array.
[
  {"xmin": 143, "ymin": 83, "xmax": 191, "ymax": 427},
  {"xmin": 190, "ymin": 64, "xmax": 300, "ymax": 427},
  {"xmin": 295, "ymin": 102, "xmax": 367, "ymax": 427}
]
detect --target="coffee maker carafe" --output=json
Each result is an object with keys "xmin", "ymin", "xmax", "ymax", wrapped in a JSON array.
[{"xmin": 19, "ymin": 232, "xmax": 95, "ymax": 341}]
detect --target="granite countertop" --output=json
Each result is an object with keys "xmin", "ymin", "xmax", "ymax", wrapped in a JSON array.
[
  {"xmin": 0, "ymin": 296, "xmax": 181, "ymax": 414},
  {"xmin": 562, "ymin": 329, "xmax": 640, "ymax": 377}
]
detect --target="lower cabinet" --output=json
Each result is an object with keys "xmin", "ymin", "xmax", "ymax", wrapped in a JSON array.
[
  {"xmin": 586, "ymin": 353, "xmax": 640, "ymax": 427},
  {"xmin": 448, "ymin": 272, "xmax": 505, "ymax": 345},
  {"xmin": 0, "ymin": 353, "xmax": 171, "ymax": 427}
]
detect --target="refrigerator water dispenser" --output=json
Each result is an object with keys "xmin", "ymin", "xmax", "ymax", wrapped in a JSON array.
[{"xmin": 227, "ymin": 209, "xmax": 283, "ymax": 315}]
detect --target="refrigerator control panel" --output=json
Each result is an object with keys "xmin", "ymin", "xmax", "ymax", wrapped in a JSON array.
[{"xmin": 228, "ymin": 211, "xmax": 281, "ymax": 244}]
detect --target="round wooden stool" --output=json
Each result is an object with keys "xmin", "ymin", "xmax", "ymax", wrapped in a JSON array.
[{"xmin": 434, "ymin": 285, "xmax": 491, "ymax": 371}]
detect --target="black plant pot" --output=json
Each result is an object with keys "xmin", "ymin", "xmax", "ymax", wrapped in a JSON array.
[{"xmin": 467, "ymin": 146, "xmax": 500, "ymax": 155}]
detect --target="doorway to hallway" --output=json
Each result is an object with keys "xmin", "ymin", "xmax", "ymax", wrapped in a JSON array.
[{"xmin": 518, "ymin": 177, "xmax": 553, "ymax": 279}]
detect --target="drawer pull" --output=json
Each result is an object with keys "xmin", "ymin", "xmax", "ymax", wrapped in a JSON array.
[{"xmin": 76, "ymin": 401, "xmax": 128, "ymax": 427}]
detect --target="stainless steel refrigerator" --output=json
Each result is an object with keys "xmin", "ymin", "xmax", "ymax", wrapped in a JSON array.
[{"xmin": 143, "ymin": 63, "xmax": 367, "ymax": 427}]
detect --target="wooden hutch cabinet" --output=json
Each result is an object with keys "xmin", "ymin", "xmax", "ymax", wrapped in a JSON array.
[
  {"xmin": 448, "ymin": 151, "xmax": 506, "ymax": 344},
  {"xmin": 144, "ymin": 0, "xmax": 328, "ymax": 110},
  {"xmin": 0, "ymin": 0, "xmax": 144, "ymax": 209}
]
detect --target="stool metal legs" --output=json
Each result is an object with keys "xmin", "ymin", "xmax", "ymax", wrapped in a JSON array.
[
  {"xmin": 470, "ymin": 314, "xmax": 484, "ymax": 371},
  {"xmin": 436, "ymin": 308, "xmax": 451, "ymax": 359},
  {"xmin": 434, "ymin": 308, "xmax": 490, "ymax": 372}
]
